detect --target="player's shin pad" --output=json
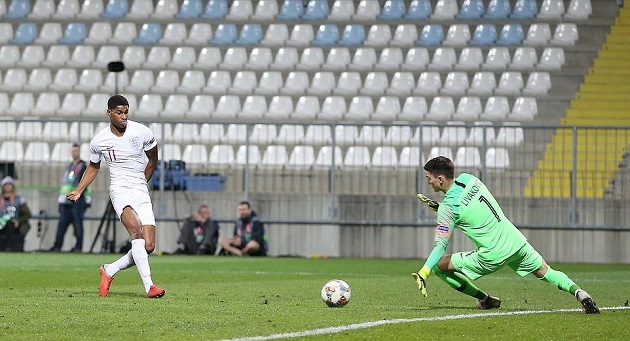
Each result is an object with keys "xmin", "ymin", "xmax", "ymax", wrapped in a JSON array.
[{"xmin": 417, "ymin": 193, "xmax": 439, "ymax": 212}]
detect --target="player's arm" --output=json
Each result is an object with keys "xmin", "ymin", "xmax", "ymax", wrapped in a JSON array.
[
  {"xmin": 144, "ymin": 145, "xmax": 158, "ymax": 182},
  {"xmin": 67, "ymin": 161, "xmax": 100, "ymax": 201}
]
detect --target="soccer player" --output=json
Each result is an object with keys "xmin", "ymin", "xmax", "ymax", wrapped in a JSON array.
[
  {"xmin": 66, "ymin": 94, "xmax": 165, "ymax": 298},
  {"xmin": 412, "ymin": 156, "xmax": 599, "ymax": 314}
]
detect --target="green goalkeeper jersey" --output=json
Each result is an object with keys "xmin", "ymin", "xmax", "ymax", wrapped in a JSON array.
[{"xmin": 425, "ymin": 173, "xmax": 527, "ymax": 269}]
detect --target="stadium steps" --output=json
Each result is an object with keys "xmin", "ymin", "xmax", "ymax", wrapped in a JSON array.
[{"xmin": 525, "ymin": 11, "xmax": 630, "ymax": 198}]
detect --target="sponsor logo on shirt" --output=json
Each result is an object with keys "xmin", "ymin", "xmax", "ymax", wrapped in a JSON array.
[{"xmin": 436, "ymin": 224, "xmax": 450, "ymax": 237}]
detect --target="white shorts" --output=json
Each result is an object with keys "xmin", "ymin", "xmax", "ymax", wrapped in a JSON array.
[{"xmin": 110, "ymin": 185, "xmax": 156, "ymax": 226}]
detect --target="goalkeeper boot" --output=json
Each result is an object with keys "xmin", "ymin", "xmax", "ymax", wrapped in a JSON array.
[
  {"xmin": 575, "ymin": 290, "xmax": 600, "ymax": 314},
  {"xmin": 147, "ymin": 285, "xmax": 165, "ymax": 298},
  {"xmin": 476, "ymin": 295, "xmax": 501, "ymax": 309},
  {"xmin": 99, "ymin": 265, "xmax": 114, "ymax": 297}
]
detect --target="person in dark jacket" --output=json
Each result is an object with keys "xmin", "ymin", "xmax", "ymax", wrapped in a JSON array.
[
  {"xmin": 219, "ymin": 201, "xmax": 267, "ymax": 256},
  {"xmin": 0, "ymin": 176, "xmax": 32, "ymax": 252},
  {"xmin": 174, "ymin": 204, "xmax": 219, "ymax": 255}
]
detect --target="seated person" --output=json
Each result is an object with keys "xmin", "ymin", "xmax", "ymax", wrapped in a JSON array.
[
  {"xmin": 219, "ymin": 201, "xmax": 267, "ymax": 256},
  {"xmin": 0, "ymin": 177, "xmax": 32, "ymax": 252},
  {"xmin": 174, "ymin": 204, "xmax": 219, "ymax": 255}
]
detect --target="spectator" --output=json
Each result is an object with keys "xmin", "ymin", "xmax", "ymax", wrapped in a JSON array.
[
  {"xmin": 49, "ymin": 143, "xmax": 90, "ymax": 252},
  {"xmin": 174, "ymin": 204, "xmax": 220, "ymax": 255},
  {"xmin": 219, "ymin": 201, "xmax": 267, "ymax": 256},
  {"xmin": 0, "ymin": 176, "xmax": 32, "ymax": 252}
]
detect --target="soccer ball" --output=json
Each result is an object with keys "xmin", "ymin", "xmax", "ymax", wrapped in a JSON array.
[{"xmin": 321, "ymin": 279, "xmax": 351, "ymax": 307}]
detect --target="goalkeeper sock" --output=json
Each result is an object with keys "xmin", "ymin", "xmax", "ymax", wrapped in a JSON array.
[
  {"xmin": 433, "ymin": 267, "xmax": 487, "ymax": 300},
  {"xmin": 131, "ymin": 239, "xmax": 154, "ymax": 293},
  {"xmin": 540, "ymin": 266, "xmax": 580, "ymax": 295},
  {"xmin": 105, "ymin": 250, "xmax": 135, "ymax": 277}
]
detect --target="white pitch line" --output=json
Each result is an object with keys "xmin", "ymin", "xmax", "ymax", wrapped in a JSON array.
[{"xmin": 217, "ymin": 306, "xmax": 630, "ymax": 341}]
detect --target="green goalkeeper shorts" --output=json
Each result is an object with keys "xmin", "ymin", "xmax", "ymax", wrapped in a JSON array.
[{"xmin": 451, "ymin": 242, "xmax": 544, "ymax": 280}]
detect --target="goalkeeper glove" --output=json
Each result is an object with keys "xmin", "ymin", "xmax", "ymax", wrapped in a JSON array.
[
  {"xmin": 411, "ymin": 266, "xmax": 432, "ymax": 298},
  {"xmin": 417, "ymin": 193, "xmax": 439, "ymax": 212}
]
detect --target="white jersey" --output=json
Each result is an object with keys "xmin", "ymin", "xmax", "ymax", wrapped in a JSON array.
[{"xmin": 89, "ymin": 120, "xmax": 157, "ymax": 189}]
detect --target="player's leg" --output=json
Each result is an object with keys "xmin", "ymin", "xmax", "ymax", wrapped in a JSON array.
[{"xmin": 439, "ymin": 252, "xmax": 502, "ymax": 309}]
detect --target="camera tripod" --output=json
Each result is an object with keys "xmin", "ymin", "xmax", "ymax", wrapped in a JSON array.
[{"xmin": 89, "ymin": 201, "xmax": 117, "ymax": 253}]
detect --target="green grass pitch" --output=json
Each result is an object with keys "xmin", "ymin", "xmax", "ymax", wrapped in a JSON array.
[{"xmin": 0, "ymin": 253, "xmax": 628, "ymax": 341}]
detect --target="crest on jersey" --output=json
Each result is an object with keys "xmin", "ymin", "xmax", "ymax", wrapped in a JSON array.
[{"xmin": 130, "ymin": 137, "xmax": 141, "ymax": 149}]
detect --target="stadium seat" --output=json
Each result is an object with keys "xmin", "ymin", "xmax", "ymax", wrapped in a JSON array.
[
  {"xmin": 265, "ymin": 96, "xmax": 293, "ymax": 120},
  {"xmin": 67, "ymin": 45, "xmax": 96, "ymax": 68},
  {"xmin": 337, "ymin": 24, "xmax": 365, "ymax": 47},
  {"xmin": 523, "ymin": 24, "xmax": 551, "ymax": 46},
  {"xmin": 255, "ymin": 71, "xmax": 283, "ymax": 95},
  {"xmin": 485, "ymin": 0, "xmax": 510, "ymax": 18},
  {"xmin": 359, "ymin": 72, "xmax": 388, "ymax": 96},
  {"xmin": 34, "ymin": 23, "xmax": 63, "ymax": 45},
  {"xmin": 0, "ymin": 121, "xmax": 16, "ymax": 140},
  {"xmin": 495, "ymin": 71, "xmax": 524, "ymax": 95},
  {"xmin": 121, "ymin": 46, "xmax": 146, "ymax": 69},
  {"xmin": 193, "ymin": 47, "xmax": 221, "ymax": 70},
  {"xmin": 249, "ymin": 124, "xmax": 277, "ymax": 144},
  {"xmin": 390, "ymin": 24, "xmax": 418, "ymax": 47},
  {"xmin": 42, "ymin": 45, "xmax": 70, "ymax": 68},
  {"xmin": 443, "ymin": 24, "xmax": 471, "ymax": 47},
  {"xmin": 0, "ymin": 141, "xmax": 24, "ymax": 161},
  {"xmin": 416, "ymin": 24, "xmax": 444, "ymax": 47},
  {"xmin": 152, "ymin": 70, "xmax": 180, "ymax": 94},
  {"xmin": 454, "ymin": 146, "xmax": 482, "ymax": 168},
  {"xmin": 372, "ymin": 96, "xmax": 401, "ymax": 121},
  {"xmin": 67, "ymin": 122, "xmax": 93, "ymax": 142},
  {"xmin": 538, "ymin": 0, "xmax": 564, "ymax": 19},
  {"xmin": 181, "ymin": 144, "xmax": 209, "ymax": 166},
  {"xmin": 276, "ymin": 0, "xmax": 303, "ymax": 19},
  {"xmin": 1, "ymin": 68, "xmax": 28, "ymax": 91},
  {"xmin": 307, "ymin": 71, "xmax": 335, "ymax": 96},
  {"xmin": 494, "ymin": 122, "xmax": 524, "ymax": 147},
  {"xmin": 481, "ymin": 96, "xmax": 510, "ymax": 120},
  {"xmin": 260, "ymin": 23, "xmax": 288, "ymax": 46},
  {"xmin": 74, "ymin": 69, "xmax": 103, "ymax": 92},
  {"xmin": 58, "ymin": 23, "xmax": 87, "ymax": 44},
  {"xmin": 188, "ymin": 95, "xmax": 214, "ymax": 119},
  {"xmin": 101, "ymin": 0, "xmax": 128, "ymax": 18},
  {"xmin": 328, "ymin": 0, "xmax": 354, "ymax": 20},
  {"xmin": 29, "ymin": 0, "xmax": 55, "ymax": 20},
  {"xmin": 7, "ymin": 93, "xmax": 33, "ymax": 116},
  {"xmin": 401, "ymin": 47, "xmax": 430, "ymax": 71},
  {"xmin": 522, "ymin": 71, "xmax": 551, "ymax": 95},
  {"xmin": 286, "ymin": 24, "xmax": 314, "ymax": 47},
  {"xmin": 0, "ymin": 23, "xmax": 14, "ymax": 44},
  {"xmin": 510, "ymin": 47, "xmax": 538, "ymax": 70},
  {"xmin": 432, "ymin": 0, "xmax": 458, "ymax": 19},
  {"xmin": 208, "ymin": 145, "xmax": 234, "ymax": 166},
  {"xmin": 202, "ymin": 70, "xmax": 231, "ymax": 95},
  {"xmin": 353, "ymin": 0, "xmax": 380, "ymax": 20},
  {"xmin": 251, "ymin": 0, "xmax": 278, "ymax": 20},
  {"xmin": 511, "ymin": 0, "xmax": 537, "ymax": 19},
  {"xmin": 167, "ymin": 47, "xmax": 195, "ymax": 70},
  {"xmin": 468, "ymin": 71, "xmax": 496, "ymax": 96},
  {"xmin": 550, "ymin": 23, "xmax": 578, "ymax": 46},
  {"xmin": 509, "ymin": 97, "xmax": 538, "ymax": 121},
  {"xmin": 288, "ymin": 145, "xmax": 315, "ymax": 168},
  {"xmin": 482, "ymin": 47, "xmax": 511, "ymax": 70},
  {"xmin": 379, "ymin": 0, "xmax": 406, "ymax": 20},
  {"xmin": 386, "ymin": 72, "xmax": 415, "ymax": 96},
  {"xmin": 405, "ymin": 0, "xmax": 431, "ymax": 19},
  {"xmin": 440, "ymin": 72, "xmax": 469, "ymax": 96},
  {"xmin": 184, "ymin": 23, "xmax": 212, "ymax": 45},
  {"xmin": 77, "ymin": 0, "xmax": 104, "ymax": 19},
  {"xmin": 565, "ymin": 0, "xmax": 591, "ymax": 19},
  {"xmin": 357, "ymin": 125, "xmax": 385, "ymax": 146},
  {"xmin": 303, "ymin": 125, "xmax": 331, "ymax": 145},
  {"xmin": 427, "ymin": 146, "xmax": 453, "ymax": 162},
  {"xmin": 458, "ymin": 0, "xmax": 484, "ymax": 19},
  {"xmin": 56, "ymin": 93, "xmax": 86, "ymax": 117},
  {"xmin": 235, "ymin": 145, "xmax": 260, "ymax": 166},
  {"xmin": 538, "ymin": 47, "xmax": 565, "ymax": 70},
  {"xmin": 322, "ymin": 47, "xmax": 351, "ymax": 71},
  {"xmin": 31, "ymin": 92, "xmax": 60, "ymax": 117},
  {"xmin": 454, "ymin": 96, "xmax": 482, "ymax": 121},
  {"xmin": 296, "ymin": 47, "xmax": 325, "ymax": 71},
  {"xmin": 41, "ymin": 122, "xmax": 69, "ymax": 142},
  {"xmin": 10, "ymin": 23, "xmax": 38, "ymax": 45},
  {"xmin": 159, "ymin": 23, "xmax": 187, "ymax": 45},
  {"xmin": 245, "ymin": 47, "xmax": 273, "ymax": 71},
  {"xmin": 152, "ymin": 0, "xmax": 178, "ymax": 19},
  {"xmin": 465, "ymin": 121, "xmax": 495, "ymax": 146},
  {"xmin": 413, "ymin": 71, "xmax": 442, "ymax": 96},
  {"xmin": 428, "ymin": 47, "xmax": 456, "ymax": 71},
  {"xmin": 17, "ymin": 46, "xmax": 45, "ymax": 68},
  {"xmin": 317, "ymin": 96, "xmax": 347, "ymax": 121},
  {"xmin": 52, "ymin": 0, "xmax": 80, "ymax": 19},
  {"xmin": 425, "ymin": 96, "xmax": 455, "ymax": 121},
  {"xmin": 198, "ymin": 123, "xmax": 223, "ymax": 144},
  {"xmin": 226, "ymin": 0, "xmax": 253, "ymax": 20},
  {"xmin": 84, "ymin": 22, "xmax": 111, "ymax": 45},
  {"xmin": 293, "ymin": 96, "xmax": 320, "ymax": 120},
  {"xmin": 280, "ymin": 71, "xmax": 309, "ymax": 95},
  {"xmin": 455, "ymin": 47, "xmax": 483, "ymax": 71},
  {"xmin": 109, "ymin": 22, "xmax": 137, "ymax": 44},
  {"xmin": 219, "ymin": 47, "xmax": 248, "ymax": 71},
  {"xmin": 384, "ymin": 126, "xmax": 413, "ymax": 146},
  {"xmin": 303, "ymin": 0, "xmax": 329, "ymax": 20},
  {"xmin": 210, "ymin": 23, "xmax": 237, "ymax": 46},
  {"xmin": 439, "ymin": 121, "xmax": 468, "ymax": 146},
  {"xmin": 235, "ymin": 24, "xmax": 263, "ymax": 46},
  {"xmin": 134, "ymin": 23, "xmax": 161, "ymax": 45},
  {"xmin": 176, "ymin": 0, "xmax": 202, "ymax": 18},
  {"xmin": 3, "ymin": 0, "xmax": 30, "ymax": 19},
  {"xmin": 0, "ymin": 46, "xmax": 19, "ymax": 68},
  {"xmin": 343, "ymin": 146, "xmax": 371, "ymax": 167},
  {"xmin": 84, "ymin": 93, "xmax": 110, "ymax": 117},
  {"xmin": 469, "ymin": 24, "xmax": 497, "ymax": 46},
  {"xmin": 238, "ymin": 95, "xmax": 267, "ymax": 120},
  {"xmin": 374, "ymin": 47, "xmax": 403, "ymax": 71},
  {"xmin": 399, "ymin": 96, "xmax": 427, "ymax": 121},
  {"xmin": 312, "ymin": 24, "xmax": 340, "ymax": 46},
  {"xmin": 399, "ymin": 146, "xmax": 423, "ymax": 167},
  {"xmin": 213, "ymin": 95, "xmax": 241, "ymax": 119},
  {"xmin": 345, "ymin": 96, "xmax": 374, "ymax": 121},
  {"xmin": 160, "ymin": 143, "xmax": 181, "ymax": 161},
  {"xmin": 315, "ymin": 146, "xmax": 343, "ymax": 167},
  {"xmin": 201, "ymin": 0, "xmax": 227, "ymax": 19},
  {"xmin": 276, "ymin": 125, "xmax": 305, "ymax": 144},
  {"xmin": 169, "ymin": 123, "xmax": 199, "ymax": 144},
  {"xmin": 50, "ymin": 142, "xmax": 74, "ymax": 163},
  {"xmin": 486, "ymin": 147, "xmax": 510, "ymax": 169},
  {"xmin": 496, "ymin": 24, "xmax": 524, "ymax": 46},
  {"xmin": 333, "ymin": 71, "xmax": 362, "ymax": 96},
  {"xmin": 99, "ymin": 69, "xmax": 128, "ymax": 93},
  {"xmin": 348, "ymin": 47, "xmax": 377, "ymax": 71},
  {"xmin": 126, "ymin": 70, "xmax": 154, "ymax": 93},
  {"xmin": 23, "ymin": 142, "xmax": 50, "ymax": 163}
]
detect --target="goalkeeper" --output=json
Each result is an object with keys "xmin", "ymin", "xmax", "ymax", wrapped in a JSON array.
[{"xmin": 412, "ymin": 156, "xmax": 599, "ymax": 314}]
